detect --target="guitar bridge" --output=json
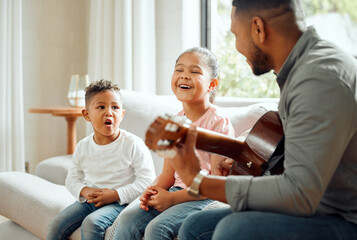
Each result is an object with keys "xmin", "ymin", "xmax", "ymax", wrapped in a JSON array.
[{"xmin": 246, "ymin": 161, "xmax": 252, "ymax": 168}]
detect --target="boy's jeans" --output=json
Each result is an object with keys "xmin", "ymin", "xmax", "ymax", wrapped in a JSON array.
[
  {"xmin": 178, "ymin": 208, "xmax": 357, "ymax": 240},
  {"xmin": 47, "ymin": 201, "xmax": 126, "ymax": 240}
]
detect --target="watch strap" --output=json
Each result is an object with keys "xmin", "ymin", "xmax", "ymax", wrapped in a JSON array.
[{"xmin": 187, "ymin": 169, "xmax": 209, "ymax": 198}]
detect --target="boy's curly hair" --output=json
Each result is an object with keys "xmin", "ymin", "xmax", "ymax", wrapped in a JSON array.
[{"xmin": 85, "ymin": 79, "xmax": 122, "ymax": 107}]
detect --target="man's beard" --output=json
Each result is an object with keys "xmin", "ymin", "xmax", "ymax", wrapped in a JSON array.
[{"xmin": 250, "ymin": 41, "xmax": 273, "ymax": 76}]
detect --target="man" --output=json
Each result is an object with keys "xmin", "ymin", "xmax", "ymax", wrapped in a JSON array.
[{"xmin": 168, "ymin": 0, "xmax": 357, "ymax": 239}]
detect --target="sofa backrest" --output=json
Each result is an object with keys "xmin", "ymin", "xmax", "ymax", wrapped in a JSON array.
[{"xmin": 120, "ymin": 90, "xmax": 279, "ymax": 175}]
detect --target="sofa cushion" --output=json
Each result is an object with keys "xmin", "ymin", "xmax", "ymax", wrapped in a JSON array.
[
  {"xmin": 120, "ymin": 90, "xmax": 181, "ymax": 175},
  {"xmin": 218, "ymin": 102, "xmax": 278, "ymax": 137}
]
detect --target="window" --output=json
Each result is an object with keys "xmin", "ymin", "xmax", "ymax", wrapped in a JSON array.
[{"xmin": 206, "ymin": 0, "xmax": 357, "ymax": 98}]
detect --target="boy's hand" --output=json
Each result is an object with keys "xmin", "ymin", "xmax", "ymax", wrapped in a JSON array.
[
  {"xmin": 146, "ymin": 186, "xmax": 173, "ymax": 212},
  {"xmin": 139, "ymin": 187, "xmax": 158, "ymax": 211},
  {"xmin": 80, "ymin": 187, "xmax": 100, "ymax": 201},
  {"xmin": 85, "ymin": 188, "xmax": 119, "ymax": 208}
]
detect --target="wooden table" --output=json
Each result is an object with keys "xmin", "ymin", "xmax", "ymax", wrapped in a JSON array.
[{"xmin": 29, "ymin": 107, "xmax": 84, "ymax": 154}]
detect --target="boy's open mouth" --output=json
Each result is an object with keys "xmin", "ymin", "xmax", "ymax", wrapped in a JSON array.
[
  {"xmin": 179, "ymin": 84, "xmax": 192, "ymax": 89},
  {"xmin": 105, "ymin": 119, "xmax": 112, "ymax": 125}
]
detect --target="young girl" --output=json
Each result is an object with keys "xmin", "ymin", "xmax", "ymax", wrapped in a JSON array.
[{"xmin": 113, "ymin": 47, "xmax": 235, "ymax": 240}]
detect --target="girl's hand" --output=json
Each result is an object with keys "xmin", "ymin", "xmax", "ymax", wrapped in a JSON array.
[
  {"xmin": 86, "ymin": 188, "xmax": 119, "ymax": 208},
  {"xmin": 139, "ymin": 187, "xmax": 158, "ymax": 211},
  {"xmin": 146, "ymin": 186, "xmax": 173, "ymax": 212}
]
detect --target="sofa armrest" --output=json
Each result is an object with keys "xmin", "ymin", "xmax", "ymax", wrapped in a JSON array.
[
  {"xmin": 35, "ymin": 155, "xmax": 73, "ymax": 185},
  {"xmin": 0, "ymin": 172, "xmax": 76, "ymax": 239}
]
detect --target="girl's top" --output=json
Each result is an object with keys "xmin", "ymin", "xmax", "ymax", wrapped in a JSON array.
[{"xmin": 173, "ymin": 105, "xmax": 235, "ymax": 188}]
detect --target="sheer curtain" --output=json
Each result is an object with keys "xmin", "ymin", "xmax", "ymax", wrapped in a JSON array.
[
  {"xmin": 0, "ymin": 0, "xmax": 25, "ymax": 172},
  {"xmin": 88, "ymin": 0, "xmax": 157, "ymax": 93}
]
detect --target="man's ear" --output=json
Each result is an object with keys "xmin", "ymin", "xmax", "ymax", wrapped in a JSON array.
[
  {"xmin": 251, "ymin": 16, "xmax": 266, "ymax": 44},
  {"xmin": 209, "ymin": 78, "xmax": 218, "ymax": 91},
  {"xmin": 122, "ymin": 109, "xmax": 126, "ymax": 117},
  {"xmin": 82, "ymin": 109, "xmax": 91, "ymax": 122}
]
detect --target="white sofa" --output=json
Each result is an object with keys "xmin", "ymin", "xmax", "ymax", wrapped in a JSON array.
[{"xmin": 0, "ymin": 90, "xmax": 278, "ymax": 240}]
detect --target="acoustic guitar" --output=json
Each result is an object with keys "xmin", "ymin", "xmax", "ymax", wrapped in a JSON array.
[{"xmin": 145, "ymin": 111, "xmax": 285, "ymax": 176}]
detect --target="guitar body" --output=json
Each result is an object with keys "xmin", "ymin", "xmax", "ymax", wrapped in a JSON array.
[
  {"xmin": 145, "ymin": 111, "xmax": 285, "ymax": 176},
  {"xmin": 229, "ymin": 111, "xmax": 284, "ymax": 176}
]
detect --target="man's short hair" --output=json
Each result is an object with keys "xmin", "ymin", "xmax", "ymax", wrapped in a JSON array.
[
  {"xmin": 232, "ymin": 0, "xmax": 305, "ymax": 29},
  {"xmin": 232, "ymin": 0, "xmax": 293, "ymax": 13}
]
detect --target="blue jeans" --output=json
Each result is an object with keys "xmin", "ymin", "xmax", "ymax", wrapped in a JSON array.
[
  {"xmin": 178, "ymin": 208, "xmax": 357, "ymax": 240},
  {"xmin": 113, "ymin": 187, "xmax": 213, "ymax": 240},
  {"xmin": 47, "ymin": 201, "xmax": 127, "ymax": 240}
]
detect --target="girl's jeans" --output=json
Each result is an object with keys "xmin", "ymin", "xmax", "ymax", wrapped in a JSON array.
[
  {"xmin": 47, "ymin": 201, "xmax": 127, "ymax": 240},
  {"xmin": 178, "ymin": 208, "xmax": 357, "ymax": 240},
  {"xmin": 113, "ymin": 187, "xmax": 213, "ymax": 240}
]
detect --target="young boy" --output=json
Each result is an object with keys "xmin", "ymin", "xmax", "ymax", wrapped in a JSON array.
[{"xmin": 47, "ymin": 79, "xmax": 156, "ymax": 240}]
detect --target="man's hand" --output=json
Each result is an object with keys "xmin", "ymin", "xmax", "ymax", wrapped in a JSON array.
[
  {"xmin": 211, "ymin": 157, "xmax": 234, "ymax": 176},
  {"xmin": 168, "ymin": 125, "xmax": 201, "ymax": 186},
  {"xmin": 81, "ymin": 187, "xmax": 119, "ymax": 208},
  {"xmin": 139, "ymin": 187, "xmax": 158, "ymax": 211},
  {"xmin": 146, "ymin": 186, "xmax": 174, "ymax": 212}
]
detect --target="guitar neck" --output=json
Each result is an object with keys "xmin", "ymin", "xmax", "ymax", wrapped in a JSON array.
[
  {"xmin": 146, "ymin": 111, "xmax": 284, "ymax": 176},
  {"xmin": 194, "ymin": 127, "xmax": 244, "ymax": 159}
]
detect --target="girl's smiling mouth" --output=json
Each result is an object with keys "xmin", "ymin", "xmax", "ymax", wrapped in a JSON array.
[{"xmin": 179, "ymin": 84, "xmax": 192, "ymax": 89}]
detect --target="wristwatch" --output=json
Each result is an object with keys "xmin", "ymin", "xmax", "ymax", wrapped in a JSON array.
[{"xmin": 187, "ymin": 169, "xmax": 209, "ymax": 198}]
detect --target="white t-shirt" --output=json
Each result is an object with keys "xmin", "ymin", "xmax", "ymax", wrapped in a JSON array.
[{"xmin": 65, "ymin": 129, "xmax": 156, "ymax": 204}]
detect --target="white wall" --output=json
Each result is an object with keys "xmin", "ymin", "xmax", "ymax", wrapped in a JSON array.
[
  {"xmin": 23, "ymin": 0, "xmax": 89, "ymax": 173},
  {"xmin": 23, "ymin": 0, "xmax": 201, "ymax": 173},
  {"xmin": 155, "ymin": 0, "xmax": 201, "ymax": 95}
]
